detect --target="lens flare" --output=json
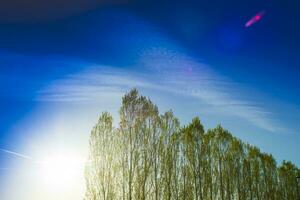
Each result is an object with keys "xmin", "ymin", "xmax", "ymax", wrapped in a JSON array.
[{"xmin": 245, "ymin": 11, "xmax": 265, "ymax": 27}]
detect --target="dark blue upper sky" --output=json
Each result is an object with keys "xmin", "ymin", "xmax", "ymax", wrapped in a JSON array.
[
  {"xmin": 1, "ymin": 0, "xmax": 299, "ymax": 100},
  {"xmin": 0, "ymin": 0, "xmax": 300, "ymax": 180}
]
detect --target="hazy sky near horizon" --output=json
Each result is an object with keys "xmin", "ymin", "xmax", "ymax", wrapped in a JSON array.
[{"xmin": 0, "ymin": 0, "xmax": 300, "ymax": 199}]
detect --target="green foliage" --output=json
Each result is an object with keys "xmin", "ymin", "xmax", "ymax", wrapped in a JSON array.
[{"xmin": 85, "ymin": 89, "xmax": 300, "ymax": 200}]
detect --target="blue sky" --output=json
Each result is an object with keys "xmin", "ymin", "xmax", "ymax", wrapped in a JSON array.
[{"xmin": 0, "ymin": 0, "xmax": 300, "ymax": 199}]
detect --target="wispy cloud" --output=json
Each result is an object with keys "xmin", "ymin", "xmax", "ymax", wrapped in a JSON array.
[
  {"xmin": 0, "ymin": 149, "xmax": 32, "ymax": 160},
  {"xmin": 37, "ymin": 49, "xmax": 284, "ymax": 133}
]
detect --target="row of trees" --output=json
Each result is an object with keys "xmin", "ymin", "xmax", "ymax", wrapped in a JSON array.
[{"xmin": 84, "ymin": 89, "xmax": 300, "ymax": 200}]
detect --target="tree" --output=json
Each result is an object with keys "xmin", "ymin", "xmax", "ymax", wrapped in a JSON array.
[
  {"xmin": 85, "ymin": 89, "xmax": 299, "ymax": 200},
  {"xmin": 278, "ymin": 161, "xmax": 299, "ymax": 200},
  {"xmin": 160, "ymin": 111, "xmax": 180, "ymax": 200},
  {"xmin": 85, "ymin": 112, "xmax": 117, "ymax": 200},
  {"xmin": 181, "ymin": 117, "xmax": 204, "ymax": 200}
]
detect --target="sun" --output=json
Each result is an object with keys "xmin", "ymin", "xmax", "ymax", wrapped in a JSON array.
[{"xmin": 37, "ymin": 153, "xmax": 85, "ymax": 190}]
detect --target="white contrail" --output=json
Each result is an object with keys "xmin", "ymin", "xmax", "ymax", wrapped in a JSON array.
[{"xmin": 0, "ymin": 148, "xmax": 32, "ymax": 160}]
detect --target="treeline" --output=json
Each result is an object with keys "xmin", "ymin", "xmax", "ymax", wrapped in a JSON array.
[{"xmin": 84, "ymin": 89, "xmax": 300, "ymax": 200}]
